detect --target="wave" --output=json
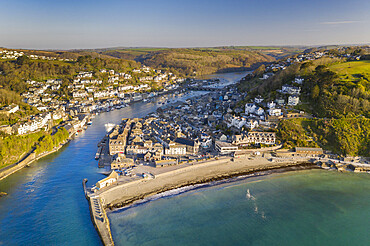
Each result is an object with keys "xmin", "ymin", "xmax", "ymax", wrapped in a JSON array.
[{"xmin": 109, "ymin": 171, "xmax": 275, "ymax": 214}]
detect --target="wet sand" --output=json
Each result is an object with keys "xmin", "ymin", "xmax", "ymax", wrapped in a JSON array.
[{"xmin": 98, "ymin": 157, "xmax": 315, "ymax": 210}]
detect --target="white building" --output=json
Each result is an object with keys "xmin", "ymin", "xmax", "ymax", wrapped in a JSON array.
[
  {"xmin": 72, "ymin": 91, "xmax": 88, "ymax": 98},
  {"xmin": 267, "ymin": 101, "xmax": 276, "ymax": 109},
  {"xmin": 268, "ymin": 108, "xmax": 282, "ymax": 116},
  {"xmin": 165, "ymin": 142, "xmax": 186, "ymax": 155},
  {"xmin": 282, "ymin": 85, "xmax": 301, "ymax": 95},
  {"xmin": 245, "ymin": 119, "xmax": 259, "ymax": 130},
  {"xmin": 254, "ymin": 96, "xmax": 264, "ymax": 104},
  {"xmin": 275, "ymin": 98, "xmax": 285, "ymax": 105},
  {"xmin": 245, "ymin": 103, "xmax": 256, "ymax": 114},
  {"xmin": 96, "ymin": 171, "xmax": 119, "ymax": 189},
  {"xmin": 229, "ymin": 116, "xmax": 246, "ymax": 129},
  {"xmin": 256, "ymin": 107, "xmax": 264, "ymax": 116},
  {"xmin": 294, "ymin": 77, "xmax": 304, "ymax": 85},
  {"xmin": 288, "ymin": 95, "xmax": 300, "ymax": 106}
]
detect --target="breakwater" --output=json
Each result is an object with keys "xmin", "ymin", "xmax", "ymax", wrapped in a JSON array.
[{"xmin": 84, "ymin": 179, "xmax": 114, "ymax": 246}]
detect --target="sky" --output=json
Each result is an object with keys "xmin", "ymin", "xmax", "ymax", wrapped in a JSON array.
[{"xmin": 0, "ymin": 0, "xmax": 369, "ymax": 50}]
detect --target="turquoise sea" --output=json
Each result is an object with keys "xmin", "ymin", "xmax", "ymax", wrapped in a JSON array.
[
  {"xmin": 0, "ymin": 72, "xmax": 248, "ymax": 245},
  {"xmin": 0, "ymin": 71, "xmax": 368, "ymax": 246},
  {"xmin": 108, "ymin": 170, "xmax": 370, "ymax": 246}
]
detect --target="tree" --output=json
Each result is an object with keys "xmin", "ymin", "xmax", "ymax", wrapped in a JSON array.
[
  {"xmin": 312, "ymin": 85, "xmax": 320, "ymax": 99},
  {"xmin": 16, "ymin": 55, "xmax": 30, "ymax": 65}
]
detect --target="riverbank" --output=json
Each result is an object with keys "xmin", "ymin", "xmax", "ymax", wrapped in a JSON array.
[{"xmin": 0, "ymin": 135, "xmax": 72, "ymax": 181}]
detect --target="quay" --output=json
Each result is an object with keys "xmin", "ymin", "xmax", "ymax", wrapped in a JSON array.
[{"xmin": 83, "ymin": 179, "xmax": 114, "ymax": 246}]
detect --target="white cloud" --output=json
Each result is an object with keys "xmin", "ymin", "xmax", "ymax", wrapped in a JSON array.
[{"xmin": 320, "ymin": 20, "xmax": 360, "ymax": 25}]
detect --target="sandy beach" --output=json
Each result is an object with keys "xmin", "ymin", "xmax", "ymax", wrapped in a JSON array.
[{"xmin": 98, "ymin": 156, "xmax": 316, "ymax": 210}]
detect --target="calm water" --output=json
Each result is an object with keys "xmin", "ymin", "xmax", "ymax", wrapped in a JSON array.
[
  {"xmin": 109, "ymin": 170, "xmax": 370, "ymax": 246},
  {"xmin": 0, "ymin": 72, "xmax": 247, "ymax": 245}
]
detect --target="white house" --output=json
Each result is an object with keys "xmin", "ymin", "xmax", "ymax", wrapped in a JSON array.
[
  {"xmin": 288, "ymin": 95, "xmax": 300, "ymax": 106},
  {"xmin": 275, "ymin": 98, "xmax": 285, "ymax": 105},
  {"xmin": 1, "ymin": 104, "xmax": 19, "ymax": 114},
  {"xmin": 267, "ymin": 101, "xmax": 276, "ymax": 109},
  {"xmin": 165, "ymin": 142, "xmax": 186, "ymax": 155},
  {"xmin": 256, "ymin": 107, "xmax": 264, "ymax": 116},
  {"xmin": 294, "ymin": 77, "xmax": 304, "ymax": 85},
  {"xmin": 246, "ymin": 119, "xmax": 259, "ymax": 130},
  {"xmin": 268, "ymin": 108, "xmax": 282, "ymax": 116},
  {"xmin": 72, "ymin": 91, "xmax": 88, "ymax": 98},
  {"xmin": 254, "ymin": 96, "xmax": 264, "ymax": 104},
  {"xmin": 245, "ymin": 103, "xmax": 256, "ymax": 114},
  {"xmin": 96, "ymin": 171, "xmax": 119, "ymax": 189},
  {"xmin": 200, "ymin": 138, "xmax": 212, "ymax": 148},
  {"xmin": 282, "ymin": 85, "xmax": 301, "ymax": 95},
  {"xmin": 229, "ymin": 116, "xmax": 246, "ymax": 129}
]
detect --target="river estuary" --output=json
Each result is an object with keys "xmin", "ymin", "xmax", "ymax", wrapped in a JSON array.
[
  {"xmin": 0, "ymin": 71, "xmax": 249, "ymax": 245},
  {"xmin": 1, "ymin": 71, "xmax": 369, "ymax": 246}
]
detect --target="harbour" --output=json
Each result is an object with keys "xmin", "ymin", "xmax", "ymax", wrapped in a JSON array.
[{"xmin": 0, "ymin": 72, "xmax": 247, "ymax": 245}]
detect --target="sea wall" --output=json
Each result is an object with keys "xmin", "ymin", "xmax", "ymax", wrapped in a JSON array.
[{"xmin": 84, "ymin": 179, "xmax": 115, "ymax": 246}]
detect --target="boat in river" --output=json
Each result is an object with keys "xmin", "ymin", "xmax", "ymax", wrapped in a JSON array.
[{"xmin": 95, "ymin": 146, "xmax": 102, "ymax": 160}]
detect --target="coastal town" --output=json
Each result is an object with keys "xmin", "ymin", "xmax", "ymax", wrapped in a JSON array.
[
  {"xmin": 0, "ymin": 45, "xmax": 369, "ymax": 246},
  {"xmin": 91, "ymin": 48, "xmax": 369, "ymax": 192},
  {"xmin": 0, "ymin": 60, "xmax": 184, "ymax": 137},
  {"xmin": 2, "ymin": 1, "xmax": 370, "ymax": 245}
]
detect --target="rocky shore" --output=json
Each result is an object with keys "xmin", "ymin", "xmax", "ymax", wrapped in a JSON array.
[{"xmin": 317, "ymin": 161, "xmax": 370, "ymax": 173}]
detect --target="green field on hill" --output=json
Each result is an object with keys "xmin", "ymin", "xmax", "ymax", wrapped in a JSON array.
[{"xmin": 329, "ymin": 60, "xmax": 370, "ymax": 83}]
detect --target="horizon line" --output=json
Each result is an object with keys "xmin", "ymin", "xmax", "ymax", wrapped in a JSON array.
[{"xmin": 1, "ymin": 43, "xmax": 369, "ymax": 52}]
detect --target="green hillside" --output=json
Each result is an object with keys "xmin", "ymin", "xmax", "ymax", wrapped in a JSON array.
[{"xmin": 100, "ymin": 47, "xmax": 275, "ymax": 76}]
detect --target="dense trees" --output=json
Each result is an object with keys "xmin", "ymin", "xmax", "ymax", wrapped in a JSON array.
[
  {"xmin": 278, "ymin": 118, "xmax": 370, "ymax": 157},
  {"xmin": 136, "ymin": 48, "xmax": 274, "ymax": 76},
  {"xmin": 35, "ymin": 127, "xmax": 69, "ymax": 155},
  {"xmin": 0, "ymin": 127, "xmax": 70, "ymax": 168},
  {"xmin": 0, "ymin": 131, "xmax": 44, "ymax": 168},
  {"xmin": 0, "ymin": 55, "xmax": 140, "ymax": 95}
]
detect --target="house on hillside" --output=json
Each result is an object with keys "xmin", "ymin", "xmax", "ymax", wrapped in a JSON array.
[{"xmin": 288, "ymin": 95, "xmax": 300, "ymax": 106}]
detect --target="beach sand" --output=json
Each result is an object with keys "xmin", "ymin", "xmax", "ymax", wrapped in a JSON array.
[{"xmin": 99, "ymin": 157, "xmax": 315, "ymax": 210}]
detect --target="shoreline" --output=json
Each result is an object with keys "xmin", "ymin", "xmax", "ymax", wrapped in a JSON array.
[
  {"xmin": 108, "ymin": 164, "xmax": 318, "ymax": 214},
  {"xmin": 87, "ymin": 158, "xmax": 319, "ymax": 246},
  {"xmin": 0, "ymin": 136, "xmax": 72, "ymax": 181},
  {"xmin": 106, "ymin": 161, "xmax": 317, "ymax": 210}
]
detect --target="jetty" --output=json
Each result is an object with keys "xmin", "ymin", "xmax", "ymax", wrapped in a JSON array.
[{"xmin": 83, "ymin": 179, "xmax": 114, "ymax": 246}]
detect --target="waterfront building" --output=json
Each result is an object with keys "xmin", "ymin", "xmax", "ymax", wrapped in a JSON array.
[
  {"xmin": 154, "ymin": 159, "xmax": 178, "ymax": 167},
  {"xmin": 215, "ymin": 140, "xmax": 238, "ymax": 154},
  {"xmin": 174, "ymin": 138, "xmax": 200, "ymax": 155},
  {"xmin": 96, "ymin": 171, "xmax": 119, "ymax": 189},
  {"xmin": 111, "ymin": 154, "xmax": 134, "ymax": 170},
  {"xmin": 232, "ymin": 132, "xmax": 276, "ymax": 146},
  {"xmin": 295, "ymin": 147, "xmax": 323, "ymax": 155},
  {"xmin": 165, "ymin": 141, "xmax": 186, "ymax": 155}
]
